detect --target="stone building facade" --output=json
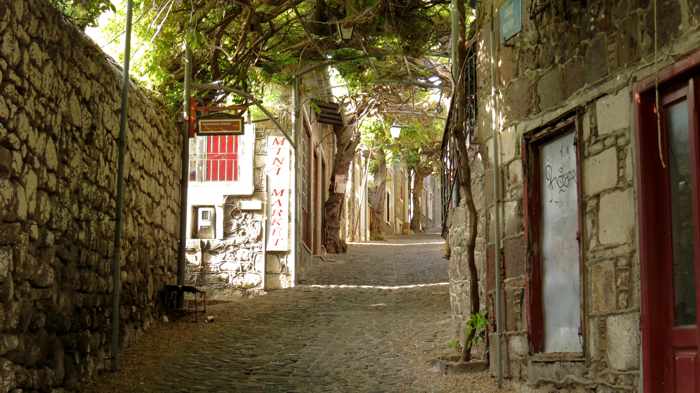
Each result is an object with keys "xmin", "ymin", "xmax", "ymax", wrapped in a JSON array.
[
  {"xmin": 446, "ymin": 0, "xmax": 700, "ymax": 392},
  {"xmin": 419, "ymin": 174, "xmax": 441, "ymax": 231},
  {"xmin": 296, "ymin": 72, "xmax": 338, "ymax": 261},
  {"xmin": 184, "ymin": 121, "xmax": 294, "ymax": 296},
  {"xmin": 341, "ymin": 149, "xmax": 370, "ymax": 243},
  {"xmin": 0, "ymin": 0, "xmax": 182, "ymax": 391},
  {"xmin": 385, "ymin": 161, "xmax": 411, "ymax": 235},
  {"xmin": 184, "ymin": 70, "xmax": 340, "ymax": 293}
]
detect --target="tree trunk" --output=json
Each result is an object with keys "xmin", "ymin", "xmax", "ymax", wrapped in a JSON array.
[
  {"xmin": 458, "ymin": 145, "xmax": 480, "ymax": 363},
  {"xmin": 322, "ymin": 98, "xmax": 374, "ymax": 253},
  {"xmin": 450, "ymin": 0, "xmax": 480, "ymax": 363},
  {"xmin": 322, "ymin": 128, "xmax": 361, "ymax": 254},
  {"xmin": 369, "ymin": 148, "xmax": 387, "ymax": 240},
  {"xmin": 410, "ymin": 170, "xmax": 424, "ymax": 232},
  {"xmin": 323, "ymin": 192, "xmax": 347, "ymax": 253}
]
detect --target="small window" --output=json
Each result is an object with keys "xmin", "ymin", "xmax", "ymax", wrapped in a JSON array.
[
  {"xmin": 189, "ymin": 135, "xmax": 240, "ymax": 182},
  {"xmin": 193, "ymin": 206, "xmax": 216, "ymax": 239}
]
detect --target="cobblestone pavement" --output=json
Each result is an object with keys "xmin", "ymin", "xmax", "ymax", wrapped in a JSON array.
[
  {"xmin": 82, "ymin": 234, "xmax": 512, "ymax": 393},
  {"xmin": 298, "ymin": 234, "xmax": 450, "ymax": 286}
]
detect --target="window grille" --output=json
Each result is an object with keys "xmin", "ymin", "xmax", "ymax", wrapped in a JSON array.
[{"xmin": 189, "ymin": 135, "xmax": 240, "ymax": 182}]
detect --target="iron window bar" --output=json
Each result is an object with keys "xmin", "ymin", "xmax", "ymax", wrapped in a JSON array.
[{"xmin": 441, "ymin": 44, "xmax": 477, "ymax": 238}]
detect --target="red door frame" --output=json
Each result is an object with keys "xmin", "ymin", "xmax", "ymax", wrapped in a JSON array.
[
  {"xmin": 522, "ymin": 112, "xmax": 587, "ymax": 357},
  {"xmin": 635, "ymin": 50, "xmax": 700, "ymax": 393}
]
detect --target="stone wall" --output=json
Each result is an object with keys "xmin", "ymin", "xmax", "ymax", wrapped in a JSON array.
[
  {"xmin": 454, "ymin": 0, "xmax": 700, "ymax": 392},
  {"xmin": 0, "ymin": 0, "xmax": 181, "ymax": 391}
]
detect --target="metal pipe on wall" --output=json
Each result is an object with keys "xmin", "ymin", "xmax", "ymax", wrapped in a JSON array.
[
  {"xmin": 292, "ymin": 77, "xmax": 301, "ymax": 284},
  {"xmin": 177, "ymin": 42, "xmax": 192, "ymax": 307},
  {"xmin": 490, "ymin": 3, "xmax": 505, "ymax": 387},
  {"xmin": 111, "ymin": 0, "xmax": 134, "ymax": 372}
]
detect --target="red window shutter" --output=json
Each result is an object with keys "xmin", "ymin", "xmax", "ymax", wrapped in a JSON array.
[{"xmin": 205, "ymin": 135, "xmax": 239, "ymax": 181}]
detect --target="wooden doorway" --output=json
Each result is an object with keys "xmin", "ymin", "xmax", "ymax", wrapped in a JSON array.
[{"xmin": 636, "ymin": 56, "xmax": 700, "ymax": 393}]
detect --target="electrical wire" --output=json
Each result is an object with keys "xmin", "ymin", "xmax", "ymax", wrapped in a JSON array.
[{"xmin": 653, "ymin": 0, "xmax": 666, "ymax": 169}]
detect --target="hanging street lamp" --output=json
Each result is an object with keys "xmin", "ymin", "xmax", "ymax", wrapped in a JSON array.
[{"xmin": 337, "ymin": 19, "xmax": 354, "ymax": 41}]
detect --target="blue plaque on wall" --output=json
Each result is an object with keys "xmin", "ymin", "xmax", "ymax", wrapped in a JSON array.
[{"xmin": 500, "ymin": 0, "xmax": 522, "ymax": 42}]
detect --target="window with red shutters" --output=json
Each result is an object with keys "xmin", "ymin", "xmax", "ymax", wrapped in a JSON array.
[{"xmin": 190, "ymin": 135, "xmax": 239, "ymax": 182}]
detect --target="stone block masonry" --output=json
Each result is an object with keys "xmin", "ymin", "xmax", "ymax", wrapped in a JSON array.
[{"xmin": 0, "ymin": 0, "xmax": 182, "ymax": 391}]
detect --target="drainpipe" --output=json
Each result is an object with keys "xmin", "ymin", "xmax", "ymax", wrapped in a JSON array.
[
  {"xmin": 111, "ymin": 0, "xmax": 134, "ymax": 372},
  {"xmin": 177, "ymin": 42, "xmax": 192, "ymax": 307},
  {"xmin": 490, "ymin": 3, "xmax": 505, "ymax": 388},
  {"xmin": 292, "ymin": 77, "xmax": 301, "ymax": 284}
]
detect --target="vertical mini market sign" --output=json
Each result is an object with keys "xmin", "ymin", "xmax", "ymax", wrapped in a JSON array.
[{"xmin": 266, "ymin": 136, "xmax": 290, "ymax": 251}]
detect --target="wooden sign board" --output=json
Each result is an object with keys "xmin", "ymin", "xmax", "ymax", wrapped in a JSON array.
[
  {"xmin": 198, "ymin": 117, "xmax": 244, "ymax": 135},
  {"xmin": 313, "ymin": 100, "xmax": 343, "ymax": 126}
]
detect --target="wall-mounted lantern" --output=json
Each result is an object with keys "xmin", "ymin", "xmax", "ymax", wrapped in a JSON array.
[
  {"xmin": 337, "ymin": 20, "xmax": 354, "ymax": 41},
  {"xmin": 390, "ymin": 123, "xmax": 401, "ymax": 139}
]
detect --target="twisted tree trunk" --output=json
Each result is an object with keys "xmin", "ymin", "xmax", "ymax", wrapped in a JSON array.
[
  {"xmin": 458, "ymin": 144, "xmax": 480, "ymax": 362},
  {"xmin": 450, "ymin": 0, "xmax": 480, "ymax": 363},
  {"xmin": 322, "ymin": 136, "xmax": 358, "ymax": 253},
  {"xmin": 322, "ymin": 99, "xmax": 374, "ymax": 253}
]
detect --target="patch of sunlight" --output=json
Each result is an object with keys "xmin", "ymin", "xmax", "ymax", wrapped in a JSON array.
[
  {"xmin": 346, "ymin": 241, "xmax": 445, "ymax": 246},
  {"xmin": 300, "ymin": 282, "xmax": 449, "ymax": 290}
]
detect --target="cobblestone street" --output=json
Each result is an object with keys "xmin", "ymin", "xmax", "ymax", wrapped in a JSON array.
[{"xmin": 82, "ymin": 234, "xmax": 512, "ymax": 393}]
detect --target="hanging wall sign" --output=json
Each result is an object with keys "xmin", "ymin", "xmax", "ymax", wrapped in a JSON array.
[
  {"xmin": 500, "ymin": 0, "xmax": 522, "ymax": 43},
  {"xmin": 266, "ymin": 136, "xmax": 290, "ymax": 252},
  {"xmin": 198, "ymin": 112, "xmax": 244, "ymax": 136}
]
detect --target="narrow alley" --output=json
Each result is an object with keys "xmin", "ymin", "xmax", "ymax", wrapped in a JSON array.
[
  {"xmin": 9, "ymin": 0, "xmax": 696, "ymax": 391},
  {"xmin": 81, "ymin": 235, "xmax": 511, "ymax": 393}
]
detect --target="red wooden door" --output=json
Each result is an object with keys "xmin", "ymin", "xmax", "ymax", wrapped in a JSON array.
[
  {"xmin": 206, "ymin": 135, "xmax": 238, "ymax": 181},
  {"xmin": 639, "ymin": 77, "xmax": 700, "ymax": 393}
]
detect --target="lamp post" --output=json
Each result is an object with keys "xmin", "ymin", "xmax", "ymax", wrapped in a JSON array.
[{"xmin": 111, "ymin": 0, "xmax": 134, "ymax": 372}]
